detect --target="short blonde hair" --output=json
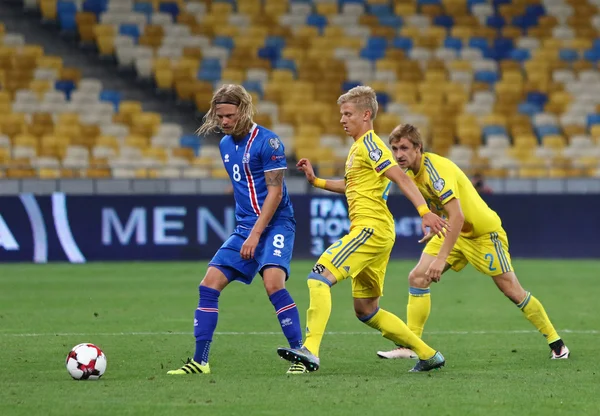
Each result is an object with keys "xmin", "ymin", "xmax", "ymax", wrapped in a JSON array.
[
  {"xmin": 389, "ymin": 124, "xmax": 424, "ymax": 152},
  {"xmin": 337, "ymin": 86, "xmax": 378, "ymax": 120},
  {"xmin": 197, "ymin": 84, "xmax": 255, "ymax": 137}
]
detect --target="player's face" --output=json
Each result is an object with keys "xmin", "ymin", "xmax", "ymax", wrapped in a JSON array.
[
  {"xmin": 391, "ymin": 138, "xmax": 419, "ymax": 170},
  {"xmin": 340, "ymin": 102, "xmax": 368, "ymax": 139},
  {"xmin": 215, "ymin": 103, "xmax": 239, "ymax": 135}
]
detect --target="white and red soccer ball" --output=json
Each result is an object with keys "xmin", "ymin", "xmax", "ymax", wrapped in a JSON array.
[{"xmin": 65, "ymin": 343, "xmax": 107, "ymax": 380}]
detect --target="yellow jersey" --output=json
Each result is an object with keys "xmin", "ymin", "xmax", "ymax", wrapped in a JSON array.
[
  {"xmin": 344, "ymin": 130, "xmax": 397, "ymax": 235},
  {"xmin": 407, "ymin": 152, "xmax": 501, "ymax": 238}
]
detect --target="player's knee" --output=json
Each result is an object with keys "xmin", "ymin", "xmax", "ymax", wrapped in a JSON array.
[
  {"xmin": 200, "ymin": 267, "xmax": 229, "ymax": 291},
  {"xmin": 408, "ymin": 268, "xmax": 429, "ymax": 288}
]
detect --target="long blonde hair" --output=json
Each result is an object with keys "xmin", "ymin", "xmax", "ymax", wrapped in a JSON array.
[
  {"xmin": 196, "ymin": 84, "xmax": 255, "ymax": 137},
  {"xmin": 337, "ymin": 86, "xmax": 379, "ymax": 120}
]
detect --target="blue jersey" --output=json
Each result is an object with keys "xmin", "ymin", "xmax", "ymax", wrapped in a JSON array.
[{"xmin": 219, "ymin": 123, "xmax": 294, "ymax": 228}]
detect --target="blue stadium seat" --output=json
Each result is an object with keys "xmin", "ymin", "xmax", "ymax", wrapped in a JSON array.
[
  {"xmin": 368, "ymin": 4, "xmax": 393, "ymax": 16},
  {"xmin": 444, "ymin": 37, "xmax": 462, "ymax": 51},
  {"xmin": 483, "ymin": 125, "xmax": 508, "ymax": 137},
  {"xmin": 242, "ymin": 80, "xmax": 263, "ymax": 98},
  {"xmin": 55, "ymin": 80, "xmax": 76, "ymax": 100},
  {"xmin": 494, "ymin": 37, "xmax": 514, "ymax": 60},
  {"xmin": 376, "ymin": 91, "xmax": 390, "ymax": 110},
  {"xmin": 360, "ymin": 47, "xmax": 386, "ymax": 61},
  {"xmin": 258, "ymin": 46, "xmax": 280, "ymax": 62},
  {"xmin": 583, "ymin": 49, "xmax": 600, "ymax": 62},
  {"xmin": 99, "ymin": 90, "xmax": 122, "ymax": 111},
  {"xmin": 586, "ymin": 114, "xmax": 600, "ymax": 128},
  {"xmin": 159, "ymin": 2, "xmax": 180, "ymax": 18},
  {"xmin": 492, "ymin": 0, "xmax": 511, "ymax": 7},
  {"xmin": 82, "ymin": 0, "xmax": 108, "ymax": 16},
  {"xmin": 525, "ymin": 4, "xmax": 545, "ymax": 18},
  {"xmin": 133, "ymin": 2, "xmax": 154, "ymax": 22},
  {"xmin": 306, "ymin": 14, "xmax": 328, "ymax": 33},
  {"xmin": 265, "ymin": 36, "xmax": 286, "ymax": 50},
  {"xmin": 342, "ymin": 81, "xmax": 361, "ymax": 91},
  {"xmin": 486, "ymin": 15, "xmax": 505, "ymax": 29},
  {"xmin": 434, "ymin": 15, "xmax": 454, "ymax": 29},
  {"xmin": 274, "ymin": 59, "xmax": 297, "ymax": 76},
  {"xmin": 512, "ymin": 14, "xmax": 539, "ymax": 31},
  {"xmin": 391, "ymin": 37, "xmax": 413, "ymax": 51},
  {"xmin": 119, "ymin": 24, "xmax": 141, "ymax": 42},
  {"xmin": 527, "ymin": 92, "xmax": 548, "ymax": 108},
  {"xmin": 535, "ymin": 125, "xmax": 560, "ymax": 139},
  {"xmin": 559, "ymin": 49, "xmax": 579, "ymax": 63},
  {"xmin": 213, "ymin": 36, "xmax": 235, "ymax": 51},
  {"xmin": 468, "ymin": 37, "xmax": 489, "ymax": 51},
  {"xmin": 467, "ymin": 0, "xmax": 487, "ymax": 10},
  {"xmin": 474, "ymin": 70, "xmax": 499, "ymax": 84},
  {"xmin": 510, "ymin": 48, "xmax": 531, "ymax": 62},
  {"xmin": 180, "ymin": 135, "xmax": 201, "ymax": 155},
  {"xmin": 378, "ymin": 15, "xmax": 402, "ymax": 28},
  {"xmin": 518, "ymin": 102, "xmax": 542, "ymax": 117}
]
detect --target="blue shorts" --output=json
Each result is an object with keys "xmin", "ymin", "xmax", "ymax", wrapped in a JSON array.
[{"xmin": 208, "ymin": 222, "xmax": 295, "ymax": 284}]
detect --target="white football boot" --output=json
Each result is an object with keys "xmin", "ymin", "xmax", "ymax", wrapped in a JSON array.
[{"xmin": 376, "ymin": 347, "xmax": 418, "ymax": 359}]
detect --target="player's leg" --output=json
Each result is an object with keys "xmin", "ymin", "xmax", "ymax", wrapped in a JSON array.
[
  {"xmin": 354, "ymin": 260, "xmax": 445, "ymax": 372},
  {"xmin": 278, "ymin": 228, "xmax": 369, "ymax": 371},
  {"xmin": 377, "ymin": 236, "xmax": 462, "ymax": 359},
  {"xmin": 168, "ymin": 231, "xmax": 256, "ymax": 375},
  {"xmin": 256, "ymin": 225, "xmax": 303, "ymax": 351},
  {"xmin": 471, "ymin": 230, "xmax": 569, "ymax": 359},
  {"xmin": 166, "ymin": 266, "xmax": 230, "ymax": 375},
  {"xmin": 262, "ymin": 266, "xmax": 303, "ymax": 350}
]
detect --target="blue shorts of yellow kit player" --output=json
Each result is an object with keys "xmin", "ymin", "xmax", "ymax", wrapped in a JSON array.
[
  {"xmin": 424, "ymin": 228, "xmax": 513, "ymax": 277},
  {"xmin": 317, "ymin": 226, "xmax": 395, "ymax": 298}
]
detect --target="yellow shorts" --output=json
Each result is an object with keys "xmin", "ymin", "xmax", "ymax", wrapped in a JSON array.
[
  {"xmin": 318, "ymin": 226, "xmax": 394, "ymax": 298},
  {"xmin": 423, "ymin": 228, "xmax": 513, "ymax": 277}
]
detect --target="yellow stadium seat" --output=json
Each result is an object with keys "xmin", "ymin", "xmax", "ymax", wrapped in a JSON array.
[
  {"xmin": 144, "ymin": 147, "xmax": 168, "ymax": 163},
  {"xmin": 125, "ymin": 135, "xmax": 149, "ymax": 149},
  {"xmin": 155, "ymin": 68, "xmax": 173, "ymax": 89},
  {"xmin": 96, "ymin": 135, "xmax": 119, "ymax": 150},
  {"xmin": 542, "ymin": 135, "xmax": 567, "ymax": 149},
  {"xmin": 40, "ymin": 0, "xmax": 58, "ymax": 20}
]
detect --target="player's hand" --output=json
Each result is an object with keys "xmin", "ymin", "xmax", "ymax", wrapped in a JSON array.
[
  {"xmin": 241, "ymin": 233, "xmax": 260, "ymax": 260},
  {"xmin": 418, "ymin": 231, "xmax": 436, "ymax": 244},
  {"xmin": 296, "ymin": 158, "xmax": 316, "ymax": 184},
  {"xmin": 421, "ymin": 212, "xmax": 449, "ymax": 237},
  {"xmin": 426, "ymin": 258, "xmax": 446, "ymax": 282}
]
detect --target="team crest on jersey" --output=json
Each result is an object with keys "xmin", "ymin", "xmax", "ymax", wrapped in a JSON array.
[
  {"xmin": 224, "ymin": 154, "xmax": 229, "ymax": 163},
  {"xmin": 369, "ymin": 148, "xmax": 382, "ymax": 162},
  {"xmin": 433, "ymin": 178, "xmax": 445, "ymax": 192},
  {"xmin": 242, "ymin": 152, "xmax": 250, "ymax": 163},
  {"xmin": 268, "ymin": 137, "xmax": 280, "ymax": 150}
]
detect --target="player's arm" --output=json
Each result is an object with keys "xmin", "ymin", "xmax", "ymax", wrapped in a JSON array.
[
  {"xmin": 297, "ymin": 158, "xmax": 346, "ymax": 194},
  {"xmin": 436, "ymin": 198, "xmax": 464, "ymax": 262},
  {"xmin": 384, "ymin": 165, "xmax": 448, "ymax": 235},
  {"xmin": 251, "ymin": 168, "xmax": 285, "ymax": 236},
  {"xmin": 241, "ymin": 168, "xmax": 285, "ymax": 260}
]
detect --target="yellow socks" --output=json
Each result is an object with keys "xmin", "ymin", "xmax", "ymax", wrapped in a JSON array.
[
  {"xmin": 303, "ymin": 276, "xmax": 332, "ymax": 357},
  {"xmin": 518, "ymin": 292, "xmax": 561, "ymax": 344},
  {"xmin": 363, "ymin": 308, "xmax": 436, "ymax": 360},
  {"xmin": 407, "ymin": 287, "xmax": 431, "ymax": 338}
]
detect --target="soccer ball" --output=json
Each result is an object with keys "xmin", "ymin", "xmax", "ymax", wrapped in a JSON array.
[{"xmin": 65, "ymin": 343, "xmax": 107, "ymax": 380}]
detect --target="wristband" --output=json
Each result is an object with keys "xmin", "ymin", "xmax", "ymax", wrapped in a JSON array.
[
  {"xmin": 313, "ymin": 178, "xmax": 326, "ymax": 189},
  {"xmin": 417, "ymin": 204, "xmax": 430, "ymax": 217}
]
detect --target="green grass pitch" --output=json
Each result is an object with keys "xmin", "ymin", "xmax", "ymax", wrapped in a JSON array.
[{"xmin": 1, "ymin": 260, "xmax": 598, "ymax": 416}]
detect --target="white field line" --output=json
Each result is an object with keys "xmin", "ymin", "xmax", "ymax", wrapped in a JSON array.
[{"xmin": 0, "ymin": 329, "xmax": 597, "ymax": 337}]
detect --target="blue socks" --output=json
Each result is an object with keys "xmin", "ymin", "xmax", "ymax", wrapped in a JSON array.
[
  {"xmin": 193, "ymin": 285, "xmax": 220, "ymax": 364},
  {"xmin": 269, "ymin": 288, "xmax": 303, "ymax": 349}
]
